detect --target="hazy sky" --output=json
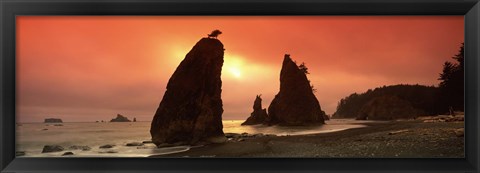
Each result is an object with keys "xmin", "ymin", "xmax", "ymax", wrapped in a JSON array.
[{"xmin": 17, "ymin": 16, "xmax": 464, "ymax": 123}]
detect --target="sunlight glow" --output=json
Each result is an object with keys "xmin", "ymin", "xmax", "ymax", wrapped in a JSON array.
[
  {"xmin": 229, "ymin": 67, "xmax": 242, "ymax": 78},
  {"xmin": 224, "ymin": 54, "xmax": 246, "ymax": 79}
]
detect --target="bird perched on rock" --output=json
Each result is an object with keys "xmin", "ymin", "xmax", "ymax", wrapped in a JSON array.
[{"xmin": 208, "ymin": 30, "xmax": 222, "ymax": 39}]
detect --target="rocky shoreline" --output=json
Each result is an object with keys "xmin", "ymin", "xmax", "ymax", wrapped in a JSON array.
[
  {"xmin": 153, "ymin": 120, "xmax": 464, "ymax": 158},
  {"xmin": 16, "ymin": 119, "xmax": 464, "ymax": 158}
]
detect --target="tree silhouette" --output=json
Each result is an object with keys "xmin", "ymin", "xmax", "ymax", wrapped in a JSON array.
[
  {"xmin": 208, "ymin": 30, "xmax": 222, "ymax": 39},
  {"xmin": 299, "ymin": 62, "xmax": 310, "ymax": 74},
  {"xmin": 438, "ymin": 43, "xmax": 464, "ymax": 112},
  {"xmin": 333, "ymin": 84, "xmax": 439, "ymax": 118}
]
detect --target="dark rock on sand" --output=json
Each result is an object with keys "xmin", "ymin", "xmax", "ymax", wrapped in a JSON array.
[
  {"xmin": 99, "ymin": 144, "xmax": 115, "ymax": 149},
  {"xmin": 126, "ymin": 142, "xmax": 144, "ymax": 146},
  {"xmin": 62, "ymin": 152, "xmax": 74, "ymax": 156},
  {"xmin": 16, "ymin": 151, "xmax": 26, "ymax": 156},
  {"xmin": 68, "ymin": 145, "xmax": 91, "ymax": 151},
  {"xmin": 266, "ymin": 54, "xmax": 325, "ymax": 126},
  {"xmin": 157, "ymin": 143, "xmax": 174, "ymax": 148},
  {"xmin": 454, "ymin": 128, "xmax": 464, "ymax": 137},
  {"xmin": 99, "ymin": 150, "xmax": 118, "ymax": 154},
  {"xmin": 44, "ymin": 118, "xmax": 63, "ymax": 123},
  {"xmin": 150, "ymin": 37, "xmax": 225, "ymax": 146},
  {"xmin": 42, "ymin": 145, "xmax": 64, "ymax": 153},
  {"xmin": 356, "ymin": 95, "xmax": 425, "ymax": 120},
  {"xmin": 142, "ymin": 140, "xmax": 153, "ymax": 144},
  {"xmin": 110, "ymin": 114, "xmax": 132, "ymax": 122},
  {"xmin": 242, "ymin": 95, "xmax": 269, "ymax": 125},
  {"xmin": 225, "ymin": 133, "xmax": 241, "ymax": 139}
]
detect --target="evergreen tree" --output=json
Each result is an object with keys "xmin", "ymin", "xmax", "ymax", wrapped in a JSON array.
[
  {"xmin": 438, "ymin": 43, "xmax": 464, "ymax": 112},
  {"xmin": 299, "ymin": 62, "xmax": 310, "ymax": 74}
]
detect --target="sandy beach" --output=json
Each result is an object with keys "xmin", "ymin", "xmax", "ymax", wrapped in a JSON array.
[{"xmin": 155, "ymin": 120, "xmax": 464, "ymax": 158}]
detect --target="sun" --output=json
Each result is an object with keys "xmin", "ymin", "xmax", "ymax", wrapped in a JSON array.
[
  {"xmin": 229, "ymin": 67, "xmax": 242, "ymax": 78},
  {"xmin": 224, "ymin": 54, "xmax": 245, "ymax": 79}
]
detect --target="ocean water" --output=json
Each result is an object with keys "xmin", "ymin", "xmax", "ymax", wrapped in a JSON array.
[{"xmin": 16, "ymin": 119, "xmax": 369, "ymax": 157}]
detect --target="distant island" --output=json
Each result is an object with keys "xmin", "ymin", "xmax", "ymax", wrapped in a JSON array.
[
  {"xmin": 44, "ymin": 118, "xmax": 63, "ymax": 123},
  {"xmin": 110, "ymin": 114, "xmax": 132, "ymax": 122}
]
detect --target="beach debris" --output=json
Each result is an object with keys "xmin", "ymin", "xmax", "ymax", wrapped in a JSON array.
[
  {"xmin": 68, "ymin": 145, "xmax": 91, "ymax": 151},
  {"xmin": 99, "ymin": 144, "xmax": 115, "ymax": 149},
  {"xmin": 16, "ymin": 151, "xmax": 26, "ymax": 156},
  {"xmin": 42, "ymin": 145, "xmax": 64, "ymax": 153},
  {"xmin": 388, "ymin": 130, "xmax": 410, "ymax": 135},
  {"xmin": 142, "ymin": 140, "xmax": 153, "ymax": 144},
  {"xmin": 126, "ymin": 142, "xmax": 144, "ymax": 147},
  {"xmin": 454, "ymin": 128, "xmax": 464, "ymax": 137},
  {"xmin": 419, "ymin": 114, "xmax": 464, "ymax": 123},
  {"xmin": 150, "ymin": 37, "xmax": 225, "ymax": 146},
  {"xmin": 41, "ymin": 128, "xmax": 48, "ymax": 131},
  {"xmin": 62, "ymin": 152, "xmax": 74, "ymax": 156}
]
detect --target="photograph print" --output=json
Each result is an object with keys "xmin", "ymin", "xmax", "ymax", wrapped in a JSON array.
[{"xmin": 16, "ymin": 16, "xmax": 464, "ymax": 158}]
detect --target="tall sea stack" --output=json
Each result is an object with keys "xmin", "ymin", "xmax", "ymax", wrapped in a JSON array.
[
  {"xmin": 150, "ymin": 38, "xmax": 225, "ymax": 146},
  {"xmin": 241, "ymin": 95, "xmax": 268, "ymax": 125},
  {"xmin": 267, "ymin": 54, "xmax": 325, "ymax": 126}
]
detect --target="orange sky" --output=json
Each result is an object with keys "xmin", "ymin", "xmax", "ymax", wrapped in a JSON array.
[{"xmin": 16, "ymin": 16, "xmax": 464, "ymax": 122}]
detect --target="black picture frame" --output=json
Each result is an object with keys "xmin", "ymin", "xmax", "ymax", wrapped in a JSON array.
[{"xmin": 1, "ymin": 0, "xmax": 479, "ymax": 172}]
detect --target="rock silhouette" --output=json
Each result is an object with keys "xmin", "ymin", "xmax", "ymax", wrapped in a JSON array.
[
  {"xmin": 241, "ymin": 95, "xmax": 268, "ymax": 125},
  {"xmin": 332, "ymin": 84, "xmax": 438, "ymax": 119},
  {"xmin": 110, "ymin": 114, "xmax": 131, "ymax": 122},
  {"xmin": 44, "ymin": 118, "xmax": 62, "ymax": 123},
  {"xmin": 266, "ymin": 54, "xmax": 325, "ymax": 126},
  {"xmin": 150, "ymin": 37, "xmax": 225, "ymax": 146},
  {"xmin": 356, "ymin": 95, "xmax": 426, "ymax": 120}
]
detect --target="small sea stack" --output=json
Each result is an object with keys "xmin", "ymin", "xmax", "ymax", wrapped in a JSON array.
[
  {"xmin": 242, "ymin": 95, "xmax": 268, "ymax": 125},
  {"xmin": 110, "ymin": 114, "xmax": 131, "ymax": 122},
  {"xmin": 44, "ymin": 118, "xmax": 63, "ymax": 123},
  {"xmin": 150, "ymin": 35, "xmax": 225, "ymax": 146},
  {"xmin": 266, "ymin": 54, "xmax": 325, "ymax": 126}
]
